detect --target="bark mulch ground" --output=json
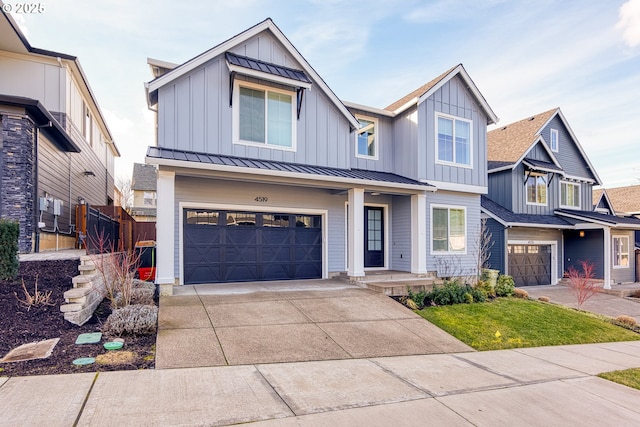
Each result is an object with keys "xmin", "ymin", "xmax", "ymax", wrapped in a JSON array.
[{"xmin": 0, "ymin": 259, "xmax": 155, "ymax": 377}]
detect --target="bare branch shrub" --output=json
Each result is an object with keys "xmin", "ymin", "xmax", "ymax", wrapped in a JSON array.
[
  {"xmin": 475, "ymin": 218, "xmax": 494, "ymax": 274},
  {"xmin": 566, "ymin": 260, "xmax": 600, "ymax": 309},
  {"xmin": 14, "ymin": 276, "xmax": 54, "ymax": 311}
]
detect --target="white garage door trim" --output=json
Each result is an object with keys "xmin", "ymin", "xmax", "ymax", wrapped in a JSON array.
[
  {"xmin": 507, "ymin": 239, "xmax": 558, "ymax": 285},
  {"xmin": 179, "ymin": 202, "xmax": 329, "ymax": 285}
]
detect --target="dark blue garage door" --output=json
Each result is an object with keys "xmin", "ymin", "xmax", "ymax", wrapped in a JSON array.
[{"xmin": 183, "ymin": 209, "xmax": 322, "ymax": 284}]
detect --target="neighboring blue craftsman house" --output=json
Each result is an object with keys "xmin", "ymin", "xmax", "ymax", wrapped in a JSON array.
[
  {"xmin": 482, "ymin": 108, "xmax": 640, "ymax": 287},
  {"xmin": 144, "ymin": 18, "xmax": 498, "ymax": 292}
]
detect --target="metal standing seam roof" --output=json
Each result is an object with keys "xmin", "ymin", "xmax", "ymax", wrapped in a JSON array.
[
  {"xmin": 146, "ymin": 146, "xmax": 433, "ymax": 187},
  {"xmin": 225, "ymin": 52, "xmax": 311, "ymax": 84},
  {"xmin": 522, "ymin": 158, "xmax": 564, "ymax": 174}
]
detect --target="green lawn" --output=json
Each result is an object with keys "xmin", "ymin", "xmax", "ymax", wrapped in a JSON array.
[
  {"xmin": 598, "ymin": 368, "xmax": 640, "ymax": 391},
  {"xmin": 417, "ymin": 298, "xmax": 640, "ymax": 351}
]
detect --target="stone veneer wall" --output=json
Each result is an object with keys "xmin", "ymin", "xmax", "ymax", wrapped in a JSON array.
[
  {"xmin": 0, "ymin": 114, "xmax": 36, "ymax": 253},
  {"xmin": 61, "ymin": 254, "xmax": 115, "ymax": 326}
]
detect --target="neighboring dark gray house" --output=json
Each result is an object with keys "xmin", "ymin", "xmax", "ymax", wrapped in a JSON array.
[
  {"xmin": 131, "ymin": 163, "xmax": 157, "ymax": 222},
  {"xmin": 482, "ymin": 108, "xmax": 640, "ymax": 287},
  {"xmin": 0, "ymin": 8, "xmax": 119, "ymax": 253},
  {"xmin": 144, "ymin": 18, "xmax": 498, "ymax": 291}
]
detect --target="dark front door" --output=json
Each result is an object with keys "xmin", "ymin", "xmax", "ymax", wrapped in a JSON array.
[
  {"xmin": 364, "ymin": 206, "xmax": 384, "ymax": 268},
  {"xmin": 508, "ymin": 244, "xmax": 551, "ymax": 286},
  {"xmin": 183, "ymin": 209, "xmax": 322, "ymax": 284}
]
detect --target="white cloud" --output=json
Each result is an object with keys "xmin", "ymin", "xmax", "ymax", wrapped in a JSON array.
[{"xmin": 616, "ymin": 0, "xmax": 640, "ymax": 47}]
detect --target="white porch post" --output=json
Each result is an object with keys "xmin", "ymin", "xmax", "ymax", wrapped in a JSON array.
[
  {"xmin": 603, "ymin": 226, "xmax": 611, "ymax": 289},
  {"xmin": 348, "ymin": 188, "xmax": 365, "ymax": 278},
  {"xmin": 411, "ymin": 193, "xmax": 427, "ymax": 274},
  {"xmin": 156, "ymin": 170, "xmax": 176, "ymax": 293}
]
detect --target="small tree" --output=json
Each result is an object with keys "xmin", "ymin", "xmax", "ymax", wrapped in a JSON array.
[
  {"xmin": 0, "ymin": 219, "xmax": 19, "ymax": 280},
  {"xmin": 566, "ymin": 260, "xmax": 600, "ymax": 309},
  {"xmin": 116, "ymin": 176, "xmax": 134, "ymax": 211},
  {"xmin": 475, "ymin": 218, "xmax": 494, "ymax": 274}
]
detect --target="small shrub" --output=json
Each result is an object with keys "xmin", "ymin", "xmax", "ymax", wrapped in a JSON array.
[
  {"xmin": 14, "ymin": 276, "xmax": 54, "ymax": 311},
  {"xmin": 513, "ymin": 288, "xmax": 529, "ymax": 299},
  {"xmin": 0, "ymin": 219, "xmax": 19, "ymax": 280},
  {"xmin": 475, "ymin": 279, "xmax": 495, "ymax": 299},
  {"xmin": 114, "ymin": 287, "xmax": 154, "ymax": 307},
  {"xmin": 463, "ymin": 292, "xmax": 474, "ymax": 304},
  {"xmin": 495, "ymin": 275, "xmax": 515, "ymax": 297},
  {"xmin": 538, "ymin": 296, "xmax": 550, "ymax": 303},
  {"xmin": 427, "ymin": 280, "xmax": 480, "ymax": 306},
  {"xmin": 406, "ymin": 287, "xmax": 427, "ymax": 309},
  {"xmin": 615, "ymin": 315, "xmax": 637, "ymax": 328},
  {"xmin": 566, "ymin": 260, "xmax": 600, "ymax": 309},
  {"xmin": 102, "ymin": 304, "xmax": 158, "ymax": 336},
  {"xmin": 405, "ymin": 298, "xmax": 419, "ymax": 310}
]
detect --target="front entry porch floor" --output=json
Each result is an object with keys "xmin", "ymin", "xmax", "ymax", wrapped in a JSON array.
[{"xmin": 155, "ymin": 279, "xmax": 473, "ymax": 369}]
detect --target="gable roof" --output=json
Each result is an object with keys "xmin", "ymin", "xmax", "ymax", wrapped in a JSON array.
[
  {"xmin": 383, "ymin": 64, "xmax": 498, "ymax": 125},
  {"xmin": 487, "ymin": 108, "xmax": 601, "ymax": 184},
  {"xmin": 597, "ymin": 185, "xmax": 640, "ymax": 215},
  {"xmin": 131, "ymin": 163, "xmax": 157, "ymax": 191},
  {"xmin": 555, "ymin": 209, "xmax": 640, "ymax": 229},
  {"xmin": 146, "ymin": 18, "xmax": 359, "ymax": 130}
]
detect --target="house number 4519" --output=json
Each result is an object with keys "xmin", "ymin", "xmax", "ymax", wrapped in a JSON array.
[{"xmin": 255, "ymin": 196, "xmax": 268, "ymax": 203}]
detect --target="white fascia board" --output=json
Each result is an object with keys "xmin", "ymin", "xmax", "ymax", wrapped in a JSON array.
[
  {"xmin": 515, "ymin": 137, "xmax": 562, "ymax": 171},
  {"xmin": 417, "ymin": 65, "xmax": 499, "ymax": 125},
  {"xmin": 227, "ymin": 62, "xmax": 312, "ymax": 89},
  {"xmin": 541, "ymin": 109, "xmax": 602, "ymax": 185},
  {"xmin": 554, "ymin": 210, "xmax": 613, "ymax": 226},
  {"xmin": 147, "ymin": 19, "xmax": 360, "ymax": 130},
  {"xmin": 480, "ymin": 206, "xmax": 508, "ymax": 226},
  {"xmin": 506, "ymin": 222, "xmax": 574, "ymax": 229},
  {"xmin": 342, "ymin": 101, "xmax": 395, "ymax": 117},
  {"xmin": 147, "ymin": 156, "xmax": 434, "ymax": 193},
  {"xmin": 563, "ymin": 174, "xmax": 595, "ymax": 184},
  {"xmin": 423, "ymin": 179, "xmax": 488, "ymax": 195},
  {"xmin": 488, "ymin": 165, "xmax": 515, "ymax": 173}
]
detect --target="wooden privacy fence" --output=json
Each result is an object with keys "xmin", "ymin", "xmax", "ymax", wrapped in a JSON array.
[{"xmin": 76, "ymin": 205, "xmax": 156, "ymax": 252}]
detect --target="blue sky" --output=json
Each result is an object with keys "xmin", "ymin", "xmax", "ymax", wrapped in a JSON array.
[{"xmin": 11, "ymin": 0, "xmax": 640, "ymax": 187}]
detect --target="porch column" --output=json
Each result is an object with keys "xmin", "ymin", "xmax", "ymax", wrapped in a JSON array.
[
  {"xmin": 348, "ymin": 188, "xmax": 365, "ymax": 277},
  {"xmin": 411, "ymin": 193, "xmax": 427, "ymax": 274},
  {"xmin": 603, "ymin": 226, "xmax": 611, "ymax": 289},
  {"xmin": 156, "ymin": 170, "xmax": 175, "ymax": 293}
]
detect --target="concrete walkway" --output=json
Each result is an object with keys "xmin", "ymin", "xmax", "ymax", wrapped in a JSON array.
[
  {"xmin": 525, "ymin": 284, "xmax": 640, "ymax": 323},
  {"xmin": 156, "ymin": 280, "xmax": 473, "ymax": 369},
  {"xmin": 1, "ymin": 341, "xmax": 640, "ymax": 426}
]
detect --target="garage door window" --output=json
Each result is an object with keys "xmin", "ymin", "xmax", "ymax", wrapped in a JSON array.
[
  {"xmin": 186, "ymin": 210, "xmax": 219, "ymax": 225},
  {"xmin": 227, "ymin": 212, "xmax": 256, "ymax": 226}
]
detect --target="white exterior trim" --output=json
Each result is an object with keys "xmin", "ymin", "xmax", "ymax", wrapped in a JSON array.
[
  {"xmin": 424, "ymin": 180, "xmax": 487, "ymax": 194},
  {"xmin": 612, "ymin": 234, "xmax": 630, "ymax": 270},
  {"xmin": 344, "ymin": 201, "xmax": 391, "ymax": 271},
  {"xmin": 430, "ymin": 203, "xmax": 468, "ymax": 256},
  {"xmin": 411, "ymin": 193, "xmax": 427, "ymax": 274},
  {"xmin": 559, "ymin": 180, "xmax": 581, "ymax": 210},
  {"xmin": 354, "ymin": 114, "xmax": 379, "ymax": 160},
  {"xmin": 348, "ymin": 188, "xmax": 365, "ymax": 277},
  {"xmin": 232, "ymin": 80, "xmax": 297, "ymax": 152},
  {"xmin": 507, "ymin": 239, "xmax": 559, "ymax": 285},
  {"xmin": 342, "ymin": 100, "xmax": 394, "ymax": 117},
  {"xmin": 178, "ymin": 201, "xmax": 329, "ymax": 286},
  {"xmin": 525, "ymin": 173, "xmax": 548, "ymax": 207},
  {"xmin": 604, "ymin": 227, "xmax": 612, "ymax": 289},
  {"xmin": 550, "ymin": 128, "xmax": 559, "ymax": 152},
  {"xmin": 156, "ymin": 170, "xmax": 176, "ymax": 285},
  {"xmin": 227, "ymin": 62, "xmax": 312, "ymax": 90},
  {"xmin": 434, "ymin": 112, "xmax": 473, "ymax": 169}
]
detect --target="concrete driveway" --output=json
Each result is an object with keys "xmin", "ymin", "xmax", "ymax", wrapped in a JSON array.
[{"xmin": 155, "ymin": 279, "xmax": 472, "ymax": 369}]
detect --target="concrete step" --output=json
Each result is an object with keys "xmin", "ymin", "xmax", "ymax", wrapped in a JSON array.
[{"xmin": 362, "ymin": 278, "xmax": 444, "ymax": 297}]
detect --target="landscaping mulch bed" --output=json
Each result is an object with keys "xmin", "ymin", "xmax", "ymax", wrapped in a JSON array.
[{"xmin": 0, "ymin": 260, "xmax": 155, "ymax": 377}]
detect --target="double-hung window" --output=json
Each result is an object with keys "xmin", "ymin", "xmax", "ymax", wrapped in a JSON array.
[
  {"xmin": 550, "ymin": 128, "xmax": 559, "ymax": 152},
  {"xmin": 560, "ymin": 181, "xmax": 580, "ymax": 209},
  {"xmin": 436, "ymin": 114, "xmax": 471, "ymax": 166},
  {"xmin": 235, "ymin": 81, "xmax": 295, "ymax": 149},
  {"xmin": 613, "ymin": 236, "xmax": 629, "ymax": 268},
  {"xmin": 356, "ymin": 116, "xmax": 377, "ymax": 159},
  {"xmin": 526, "ymin": 174, "xmax": 547, "ymax": 205},
  {"xmin": 431, "ymin": 205, "xmax": 466, "ymax": 254}
]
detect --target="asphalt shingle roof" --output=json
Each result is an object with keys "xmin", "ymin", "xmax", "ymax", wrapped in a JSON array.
[
  {"xmin": 131, "ymin": 163, "xmax": 157, "ymax": 191},
  {"xmin": 481, "ymin": 196, "xmax": 573, "ymax": 227},
  {"xmin": 146, "ymin": 147, "xmax": 433, "ymax": 188},
  {"xmin": 487, "ymin": 108, "xmax": 558, "ymax": 166},
  {"xmin": 556, "ymin": 209, "xmax": 640, "ymax": 226},
  {"xmin": 595, "ymin": 185, "xmax": 640, "ymax": 214},
  {"xmin": 384, "ymin": 65, "xmax": 458, "ymax": 112}
]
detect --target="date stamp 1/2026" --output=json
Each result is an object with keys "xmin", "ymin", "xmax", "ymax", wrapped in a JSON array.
[{"xmin": 1, "ymin": 3, "xmax": 46, "ymax": 13}]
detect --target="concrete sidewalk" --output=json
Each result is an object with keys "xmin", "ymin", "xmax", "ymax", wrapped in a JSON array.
[
  {"xmin": 525, "ymin": 284, "xmax": 640, "ymax": 323},
  {"xmin": 1, "ymin": 341, "xmax": 640, "ymax": 426}
]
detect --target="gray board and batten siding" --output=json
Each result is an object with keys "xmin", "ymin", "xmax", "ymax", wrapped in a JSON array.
[
  {"xmin": 418, "ymin": 75, "xmax": 488, "ymax": 187},
  {"xmin": 347, "ymin": 107, "xmax": 395, "ymax": 173},
  {"xmin": 540, "ymin": 115, "xmax": 597, "ymax": 180},
  {"xmin": 156, "ymin": 32, "xmax": 353, "ymax": 170}
]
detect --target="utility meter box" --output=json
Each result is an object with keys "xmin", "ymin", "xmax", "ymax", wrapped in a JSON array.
[
  {"xmin": 39, "ymin": 197, "xmax": 48, "ymax": 211},
  {"xmin": 53, "ymin": 199, "xmax": 63, "ymax": 216}
]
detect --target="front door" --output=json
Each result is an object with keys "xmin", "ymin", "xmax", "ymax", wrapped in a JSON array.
[{"xmin": 364, "ymin": 206, "xmax": 384, "ymax": 267}]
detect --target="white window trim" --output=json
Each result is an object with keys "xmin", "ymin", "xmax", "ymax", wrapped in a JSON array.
[
  {"xmin": 525, "ymin": 173, "xmax": 548, "ymax": 207},
  {"xmin": 232, "ymin": 80, "xmax": 297, "ymax": 152},
  {"xmin": 559, "ymin": 180, "xmax": 581, "ymax": 209},
  {"xmin": 355, "ymin": 114, "xmax": 379, "ymax": 160},
  {"xmin": 612, "ymin": 235, "xmax": 630, "ymax": 269},
  {"xmin": 430, "ymin": 204, "xmax": 467, "ymax": 255},
  {"xmin": 435, "ymin": 112, "xmax": 473, "ymax": 169},
  {"xmin": 550, "ymin": 128, "xmax": 559, "ymax": 152}
]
